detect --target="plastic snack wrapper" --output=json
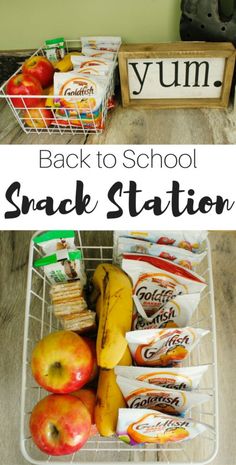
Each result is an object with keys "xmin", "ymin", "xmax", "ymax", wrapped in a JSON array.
[
  {"xmin": 81, "ymin": 36, "xmax": 121, "ymax": 52},
  {"xmin": 114, "ymin": 237, "xmax": 206, "ymax": 270},
  {"xmin": 34, "ymin": 249, "xmax": 87, "ymax": 286},
  {"xmin": 114, "ymin": 231, "xmax": 208, "ymax": 253},
  {"xmin": 116, "ymin": 375, "xmax": 210, "ymax": 416},
  {"xmin": 126, "ymin": 327, "xmax": 209, "ymax": 367},
  {"xmin": 114, "ymin": 365, "xmax": 208, "ymax": 391},
  {"xmin": 82, "ymin": 47, "xmax": 116, "ymax": 60},
  {"xmin": 132, "ymin": 293, "xmax": 200, "ymax": 330},
  {"xmin": 116, "ymin": 408, "xmax": 208, "ymax": 445},
  {"xmin": 53, "ymin": 72, "xmax": 108, "ymax": 114},
  {"xmin": 45, "ymin": 37, "xmax": 65, "ymax": 62},
  {"xmin": 71, "ymin": 56, "xmax": 114, "ymax": 75},
  {"xmin": 32, "ymin": 230, "xmax": 75, "ymax": 255},
  {"xmin": 122, "ymin": 254, "xmax": 206, "ymax": 315}
]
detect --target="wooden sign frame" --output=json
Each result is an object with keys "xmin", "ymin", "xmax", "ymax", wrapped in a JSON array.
[{"xmin": 118, "ymin": 42, "xmax": 235, "ymax": 109}]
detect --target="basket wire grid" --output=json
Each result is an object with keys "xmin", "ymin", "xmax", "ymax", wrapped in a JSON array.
[
  {"xmin": 21, "ymin": 231, "xmax": 218, "ymax": 465},
  {"xmin": 0, "ymin": 40, "xmax": 117, "ymax": 135}
]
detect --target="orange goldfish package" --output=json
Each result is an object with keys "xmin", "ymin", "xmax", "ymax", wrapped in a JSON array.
[
  {"xmin": 115, "ymin": 375, "xmax": 210, "ymax": 416},
  {"xmin": 122, "ymin": 254, "xmax": 206, "ymax": 315},
  {"xmin": 116, "ymin": 408, "xmax": 208, "ymax": 445},
  {"xmin": 126, "ymin": 327, "xmax": 209, "ymax": 367},
  {"xmin": 114, "ymin": 365, "xmax": 208, "ymax": 391},
  {"xmin": 132, "ymin": 293, "xmax": 200, "ymax": 330}
]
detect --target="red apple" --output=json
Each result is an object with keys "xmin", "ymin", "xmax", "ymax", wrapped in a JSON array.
[
  {"xmin": 21, "ymin": 101, "xmax": 54, "ymax": 128},
  {"xmin": 83, "ymin": 337, "xmax": 98, "ymax": 382},
  {"xmin": 23, "ymin": 56, "xmax": 54, "ymax": 88},
  {"xmin": 6, "ymin": 73, "xmax": 43, "ymax": 108},
  {"xmin": 30, "ymin": 394, "xmax": 91, "ymax": 456},
  {"xmin": 31, "ymin": 331, "xmax": 93, "ymax": 393},
  {"xmin": 73, "ymin": 388, "xmax": 98, "ymax": 436}
]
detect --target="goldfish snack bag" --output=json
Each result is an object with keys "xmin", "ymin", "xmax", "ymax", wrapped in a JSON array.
[
  {"xmin": 117, "ymin": 408, "xmax": 207, "ymax": 445},
  {"xmin": 53, "ymin": 72, "xmax": 107, "ymax": 114},
  {"xmin": 132, "ymin": 293, "xmax": 200, "ymax": 330},
  {"xmin": 114, "ymin": 365, "xmax": 208, "ymax": 391},
  {"xmin": 71, "ymin": 56, "xmax": 114, "ymax": 76},
  {"xmin": 126, "ymin": 327, "xmax": 209, "ymax": 367},
  {"xmin": 116, "ymin": 376, "xmax": 210, "ymax": 416},
  {"xmin": 82, "ymin": 47, "xmax": 116, "ymax": 61},
  {"xmin": 115, "ymin": 236, "xmax": 206, "ymax": 270},
  {"xmin": 81, "ymin": 36, "xmax": 121, "ymax": 52},
  {"xmin": 114, "ymin": 231, "xmax": 207, "ymax": 253},
  {"xmin": 122, "ymin": 254, "xmax": 206, "ymax": 315}
]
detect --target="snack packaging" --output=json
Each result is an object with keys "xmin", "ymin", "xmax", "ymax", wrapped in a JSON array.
[
  {"xmin": 59, "ymin": 309, "xmax": 96, "ymax": 333},
  {"xmin": 114, "ymin": 231, "xmax": 208, "ymax": 253},
  {"xmin": 71, "ymin": 56, "xmax": 114, "ymax": 75},
  {"xmin": 132, "ymin": 293, "xmax": 200, "ymax": 330},
  {"xmin": 81, "ymin": 36, "xmax": 121, "ymax": 52},
  {"xmin": 53, "ymin": 72, "xmax": 107, "ymax": 114},
  {"xmin": 114, "ymin": 365, "xmax": 208, "ymax": 391},
  {"xmin": 33, "ymin": 230, "xmax": 75, "ymax": 255},
  {"xmin": 126, "ymin": 327, "xmax": 209, "ymax": 367},
  {"xmin": 50, "ymin": 281, "xmax": 83, "ymax": 303},
  {"xmin": 49, "ymin": 281, "xmax": 96, "ymax": 333},
  {"xmin": 115, "ymin": 237, "xmax": 206, "ymax": 270},
  {"xmin": 122, "ymin": 254, "xmax": 206, "ymax": 315},
  {"xmin": 34, "ymin": 249, "xmax": 86, "ymax": 286},
  {"xmin": 117, "ymin": 408, "xmax": 208, "ymax": 445},
  {"xmin": 116, "ymin": 376, "xmax": 210, "ymax": 416},
  {"xmin": 82, "ymin": 47, "xmax": 116, "ymax": 61},
  {"xmin": 45, "ymin": 37, "xmax": 65, "ymax": 62}
]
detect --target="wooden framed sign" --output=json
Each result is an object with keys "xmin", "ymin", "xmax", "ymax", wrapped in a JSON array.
[{"xmin": 118, "ymin": 42, "xmax": 235, "ymax": 109}]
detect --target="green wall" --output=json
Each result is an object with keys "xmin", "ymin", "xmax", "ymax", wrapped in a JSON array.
[{"xmin": 0, "ymin": 0, "xmax": 181, "ymax": 50}]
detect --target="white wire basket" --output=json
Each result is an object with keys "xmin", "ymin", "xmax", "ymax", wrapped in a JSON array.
[
  {"xmin": 21, "ymin": 231, "xmax": 218, "ymax": 465},
  {"xmin": 0, "ymin": 40, "xmax": 117, "ymax": 135}
]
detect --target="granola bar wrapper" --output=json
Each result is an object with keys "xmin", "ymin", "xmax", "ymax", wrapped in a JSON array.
[
  {"xmin": 34, "ymin": 249, "xmax": 87, "ymax": 286},
  {"xmin": 126, "ymin": 327, "xmax": 209, "ymax": 367},
  {"xmin": 116, "ymin": 376, "xmax": 210, "ymax": 416},
  {"xmin": 117, "ymin": 408, "xmax": 208, "ymax": 445},
  {"xmin": 115, "ymin": 231, "xmax": 207, "ymax": 253},
  {"xmin": 114, "ymin": 365, "xmax": 208, "ymax": 391},
  {"xmin": 114, "ymin": 237, "xmax": 206, "ymax": 270},
  {"xmin": 132, "ymin": 293, "xmax": 200, "ymax": 330},
  {"xmin": 33, "ymin": 230, "xmax": 75, "ymax": 255},
  {"xmin": 122, "ymin": 255, "xmax": 206, "ymax": 315}
]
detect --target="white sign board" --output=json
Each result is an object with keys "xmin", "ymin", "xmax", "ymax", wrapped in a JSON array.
[
  {"xmin": 118, "ymin": 43, "xmax": 235, "ymax": 109},
  {"xmin": 128, "ymin": 57, "xmax": 226, "ymax": 99}
]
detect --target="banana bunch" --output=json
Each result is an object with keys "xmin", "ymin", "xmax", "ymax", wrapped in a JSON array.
[
  {"xmin": 92, "ymin": 263, "xmax": 133, "ymax": 369},
  {"xmin": 95, "ymin": 346, "xmax": 132, "ymax": 436},
  {"xmin": 54, "ymin": 51, "xmax": 82, "ymax": 72}
]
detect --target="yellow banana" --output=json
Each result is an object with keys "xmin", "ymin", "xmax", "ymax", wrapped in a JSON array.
[
  {"xmin": 93, "ymin": 263, "xmax": 133, "ymax": 369},
  {"xmin": 54, "ymin": 52, "xmax": 82, "ymax": 72},
  {"xmin": 95, "ymin": 346, "xmax": 132, "ymax": 436}
]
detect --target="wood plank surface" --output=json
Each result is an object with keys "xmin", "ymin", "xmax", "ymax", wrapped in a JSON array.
[
  {"xmin": 2, "ymin": 97, "xmax": 236, "ymax": 144},
  {"xmin": 0, "ymin": 231, "xmax": 235, "ymax": 465}
]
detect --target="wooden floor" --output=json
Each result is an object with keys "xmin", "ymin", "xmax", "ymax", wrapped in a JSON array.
[
  {"xmin": 0, "ymin": 231, "xmax": 235, "ymax": 465},
  {"xmin": 1, "ymin": 99, "xmax": 236, "ymax": 144}
]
